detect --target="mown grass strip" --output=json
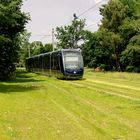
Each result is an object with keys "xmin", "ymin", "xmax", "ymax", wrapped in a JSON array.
[
  {"xmin": 0, "ymin": 69, "xmax": 140, "ymax": 140},
  {"xmin": 46, "ymin": 78, "xmax": 140, "ymax": 139}
]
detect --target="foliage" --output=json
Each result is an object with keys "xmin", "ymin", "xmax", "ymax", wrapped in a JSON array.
[
  {"xmin": 120, "ymin": 34, "xmax": 140, "ymax": 72},
  {"xmin": 30, "ymin": 41, "xmax": 44, "ymax": 56},
  {"xmin": 31, "ymin": 41, "xmax": 53, "ymax": 56},
  {"xmin": 56, "ymin": 16, "xmax": 86, "ymax": 49},
  {"xmin": 18, "ymin": 29, "xmax": 31, "ymax": 67},
  {"xmin": 82, "ymin": 31, "xmax": 113, "ymax": 70},
  {"xmin": 119, "ymin": 0, "xmax": 140, "ymax": 72},
  {"xmin": 99, "ymin": 0, "xmax": 128, "ymax": 71},
  {"xmin": 18, "ymin": 37, "xmax": 53, "ymax": 67},
  {"xmin": 100, "ymin": 0, "xmax": 128, "ymax": 33},
  {"xmin": 90, "ymin": 0, "xmax": 140, "ymax": 72},
  {"xmin": 101, "ymin": 30, "xmax": 124, "ymax": 71},
  {"xmin": 44, "ymin": 43, "xmax": 53, "ymax": 52},
  {"xmin": 0, "ymin": 0, "xmax": 29, "ymax": 80},
  {"xmin": 82, "ymin": 0, "xmax": 140, "ymax": 72}
]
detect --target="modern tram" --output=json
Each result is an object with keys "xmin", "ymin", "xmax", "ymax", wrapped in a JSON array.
[{"xmin": 25, "ymin": 49, "xmax": 84, "ymax": 79}]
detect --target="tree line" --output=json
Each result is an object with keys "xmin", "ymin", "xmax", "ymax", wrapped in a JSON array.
[
  {"xmin": 18, "ymin": 31, "xmax": 53, "ymax": 67},
  {"xmin": 0, "ymin": 0, "xmax": 140, "ymax": 80},
  {"xmin": 56, "ymin": 0, "xmax": 140, "ymax": 72},
  {"xmin": 84, "ymin": 0, "xmax": 140, "ymax": 72}
]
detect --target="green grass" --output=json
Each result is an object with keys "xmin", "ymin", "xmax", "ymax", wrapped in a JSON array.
[{"xmin": 0, "ymin": 68, "xmax": 140, "ymax": 140}]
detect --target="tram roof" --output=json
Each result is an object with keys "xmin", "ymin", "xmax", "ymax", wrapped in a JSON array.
[{"xmin": 26, "ymin": 48, "xmax": 81, "ymax": 59}]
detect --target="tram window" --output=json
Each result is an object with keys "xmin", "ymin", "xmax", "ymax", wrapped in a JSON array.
[
  {"xmin": 63, "ymin": 51, "xmax": 83, "ymax": 69},
  {"xmin": 44, "ymin": 54, "xmax": 50, "ymax": 69},
  {"xmin": 51, "ymin": 53, "xmax": 60, "ymax": 70},
  {"xmin": 65, "ymin": 56, "xmax": 78, "ymax": 62}
]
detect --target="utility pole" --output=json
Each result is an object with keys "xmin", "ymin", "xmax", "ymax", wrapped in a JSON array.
[
  {"xmin": 73, "ymin": 13, "xmax": 77, "ymax": 20},
  {"xmin": 73, "ymin": 13, "xmax": 77, "ymax": 48},
  {"xmin": 28, "ymin": 44, "xmax": 30, "ymax": 57},
  {"xmin": 52, "ymin": 28, "xmax": 55, "ymax": 51}
]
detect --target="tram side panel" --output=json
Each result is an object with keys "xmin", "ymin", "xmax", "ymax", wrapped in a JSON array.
[
  {"xmin": 43, "ymin": 53, "xmax": 51, "ymax": 76},
  {"xmin": 51, "ymin": 51, "xmax": 63, "ymax": 78}
]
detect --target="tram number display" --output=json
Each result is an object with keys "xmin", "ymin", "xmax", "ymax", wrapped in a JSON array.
[{"xmin": 65, "ymin": 56, "xmax": 78, "ymax": 62}]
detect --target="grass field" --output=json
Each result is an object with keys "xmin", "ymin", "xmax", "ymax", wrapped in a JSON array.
[{"xmin": 0, "ymin": 69, "xmax": 140, "ymax": 140}]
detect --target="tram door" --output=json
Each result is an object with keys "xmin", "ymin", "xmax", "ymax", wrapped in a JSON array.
[{"xmin": 51, "ymin": 52, "xmax": 61, "ymax": 77}]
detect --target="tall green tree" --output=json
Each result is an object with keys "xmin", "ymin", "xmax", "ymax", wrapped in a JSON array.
[
  {"xmin": 27, "ymin": 41, "xmax": 53, "ymax": 56},
  {"xmin": 119, "ymin": 0, "xmax": 140, "ymax": 44},
  {"xmin": 18, "ymin": 29, "xmax": 31, "ymax": 67},
  {"xmin": 0, "ymin": 0, "xmax": 29, "ymax": 80},
  {"xmin": 83, "ymin": 0, "xmax": 140, "ymax": 72},
  {"xmin": 44, "ymin": 43, "xmax": 53, "ymax": 52},
  {"xmin": 99, "ymin": 0, "xmax": 128, "ymax": 71},
  {"xmin": 56, "ymin": 15, "xmax": 86, "ymax": 49},
  {"xmin": 32, "ymin": 42, "xmax": 53, "ymax": 56},
  {"xmin": 120, "ymin": 47, "xmax": 140, "ymax": 72},
  {"xmin": 100, "ymin": 0, "xmax": 128, "ymax": 33},
  {"xmin": 119, "ymin": 0, "xmax": 140, "ymax": 72},
  {"xmin": 31, "ymin": 41, "xmax": 44, "ymax": 56},
  {"xmin": 82, "ymin": 31, "xmax": 113, "ymax": 70}
]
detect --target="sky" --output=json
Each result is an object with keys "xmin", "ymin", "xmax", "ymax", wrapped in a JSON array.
[{"xmin": 21, "ymin": 0, "xmax": 108, "ymax": 44}]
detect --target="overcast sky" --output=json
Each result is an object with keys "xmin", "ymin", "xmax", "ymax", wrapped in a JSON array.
[{"xmin": 22, "ymin": 0, "xmax": 108, "ymax": 43}]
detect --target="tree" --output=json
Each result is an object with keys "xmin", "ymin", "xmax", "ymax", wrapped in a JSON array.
[
  {"xmin": 99, "ymin": 0, "xmax": 128, "ymax": 71},
  {"xmin": 30, "ymin": 41, "xmax": 53, "ymax": 56},
  {"xmin": 120, "ymin": 34, "xmax": 140, "ymax": 72},
  {"xmin": 44, "ymin": 43, "xmax": 53, "ymax": 52},
  {"xmin": 18, "ymin": 29, "xmax": 31, "ymax": 67},
  {"xmin": 118, "ymin": 0, "xmax": 140, "ymax": 46},
  {"xmin": 33, "ymin": 42, "xmax": 53, "ymax": 55},
  {"xmin": 100, "ymin": 0, "xmax": 128, "ymax": 33},
  {"xmin": 0, "ymin": 0, "xmax": 29, "ymax": 80},
  {"xmin": 119, "ymin": 0, "xmax": 140, "ymax": 72},
  {"xmin": 99, "ymin": 0, "xmax": 140, "ymax": 72},
  {"xmin": 56, "ymin": 15, "xmax": 86, "ymax": 49},
  {"xmin": 82, "ymin": 31, "xmax": 113, "ymax": 70},
  {"xmin": 31, "ymin": 41, "xmax": 44, "ymax": 56},
  {"xmin": 100, "ymin": 29, "xmax": 124, "ymax": 71}
]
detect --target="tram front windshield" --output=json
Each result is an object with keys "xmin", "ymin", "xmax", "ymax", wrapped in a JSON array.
[{"xmin": 63, "ymin": 51, "xmax": 83, "ymax": 69}]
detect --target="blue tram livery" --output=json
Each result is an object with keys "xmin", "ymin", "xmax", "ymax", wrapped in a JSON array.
[{"xmin": 25, "ymin": 49, "xmax": 84, "ymax": 79}]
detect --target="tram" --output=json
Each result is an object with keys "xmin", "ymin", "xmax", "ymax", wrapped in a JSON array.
[{"xmin": 25, "ymin": 49, "xmax": 84, "ymax": 79}]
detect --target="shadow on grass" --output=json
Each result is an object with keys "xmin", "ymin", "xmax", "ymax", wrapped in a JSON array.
[
  {"xmin": 8, "ymin": 69, "xmax": 44, "ymax": 83},
  {"xmin": 0, "ymin": 69, "xmax": 44, "ymax": 94},
  {"xmin": 0, "ymin": 83, "xmax": 40, "ymax": 94}
]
